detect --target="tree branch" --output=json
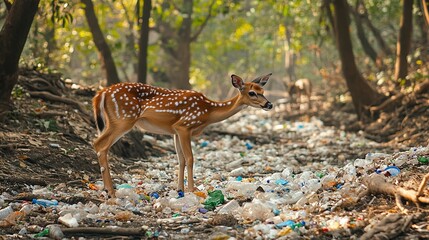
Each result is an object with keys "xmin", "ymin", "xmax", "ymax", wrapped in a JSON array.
[
  {"xmin": 3, "ymin": 0, "xmax": 12, "ymax": 11},
  {"xmin": 190, "ymin": 0, "xmax": 215, "ymax": 42}
]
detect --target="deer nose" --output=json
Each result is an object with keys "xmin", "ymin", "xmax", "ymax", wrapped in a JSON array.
[{"xmin": 263, "ymin": 102, "xmax": 273, "ymax": 110}]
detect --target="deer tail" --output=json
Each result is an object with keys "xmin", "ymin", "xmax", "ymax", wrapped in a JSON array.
[{"xmin": 93, "ymin": 91, "xmax": 106, "ymax": 134}]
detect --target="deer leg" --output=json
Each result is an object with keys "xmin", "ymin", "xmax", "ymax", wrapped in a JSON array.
[
  {"xmin": 93, "ymin": 122, "xmax": 134, "ymax": 197},
  {"xmin": 175, "ymin": 129, "xmax": 195, "ymax": 192},
  {"xmin": 174, "ymin": 134, "xmax": 186, "ymax": 192}
]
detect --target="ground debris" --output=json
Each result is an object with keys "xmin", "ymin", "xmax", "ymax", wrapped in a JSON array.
[{"xmin": 361, "ymin": 213, "xmax": 413, "ymax": 240}]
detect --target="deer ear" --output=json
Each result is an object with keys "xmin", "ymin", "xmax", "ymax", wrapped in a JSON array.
[
  {"xmin": 252, "ymin": 73, "xmax": 272, "ymax": 87},
  {"xmin": 231, "ymin": 74, "xmax": 244, "ymax": 90}
]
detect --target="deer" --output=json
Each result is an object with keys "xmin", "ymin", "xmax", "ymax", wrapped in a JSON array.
[
  {"xmin": 92, "ymin": 73, "xmax": 273, "ymax": 197},
  {"xmin": 287, "ymin": 78, "xmax": 312, "ymax": 111}
]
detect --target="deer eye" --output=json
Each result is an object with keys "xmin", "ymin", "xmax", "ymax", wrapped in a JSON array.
[{"xmin": 248, "ymin": 91, "xmax": 257, "ymax": 97}]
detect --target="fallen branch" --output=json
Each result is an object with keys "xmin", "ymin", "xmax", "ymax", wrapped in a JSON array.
[
  {"xmin": 29, "ymin": 91, "xmax": 87, "ymax": 115},
  {"xmin": 363, "ymin": 173, "xmax": 429, "ymax": 213},
  {"xmin": 61, "ymin": 227, "xmax": 145, "ymax": 236},
  {"xmin": 370, "ymin": 80, "xmax": 429, "ymax": 113},
  {"xmin": 28, "ymin": 91, "xmax": 92, "ymax": 124},
  {"xmin": 360, "ymin": 213, "xmax": 414, "ymax": 240}
]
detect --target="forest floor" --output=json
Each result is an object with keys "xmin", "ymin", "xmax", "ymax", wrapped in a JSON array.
[{"xmin": 0, "ymin": 69, "xmax": 428, "ymax": 239}]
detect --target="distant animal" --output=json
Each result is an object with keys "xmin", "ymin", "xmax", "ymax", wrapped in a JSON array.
[
  {"xmin": 92, "ymin": 74, "xmax": 273, "ymax": 197},
  {"xmin": 288, "ymin": 78, "xmax": 312, "ymax": 111}
]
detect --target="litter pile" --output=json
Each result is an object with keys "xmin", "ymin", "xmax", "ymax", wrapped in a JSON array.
[{"xmin": 1, "ymin": 107, "xmax": 428, "ymax": 239}]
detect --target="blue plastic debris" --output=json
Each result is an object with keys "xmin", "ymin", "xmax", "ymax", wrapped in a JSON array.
[
  {"xmin": 150, "ymin": 192, "xmax": 159, "ymax": 199},
  {"xmin": 116, "ymin": 183, "xmax": 133, "ymax": 189},
  {"xmin": 198, "ymin": 208, "xmax": 208, "ymax": 214},
  {"xmin": 245, "ymin": 142, "xmax": 253, "ymax": 150},
  {"xmin": 178, "ymin": 190, "xmax": 185, "ymax": 198},
  {"xmin": 200, "ymin": 141, "xmax": 209, "ymax": 147},
  {"xmin": 32, "ymin": 199, "xmax": 58, "ymax": 207},
  {"xmin": 276, "ymin": 220, "xmax": 295, "ymax": 228},
  {"xmin": 275, "ymin": 179, "xmax": 289, "ymax": 186}
]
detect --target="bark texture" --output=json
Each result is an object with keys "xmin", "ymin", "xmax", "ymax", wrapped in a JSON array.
[
  {"xmin": 394, "ymin": 0, "xmax": 413, "ymax": 83},
  {"xmin": 81, "ymin": 0, "xmax": 120, "ymax": 86},
  {"xmin": 0, "ymin": 0, "xmax": 40, "ymax": 114},
  {"xmin": 332, "ymin": 0, "xmax": 383, "ymax": 119},
  {"xmin": 137, "ymin": 0, "xmax": 152, "ymax": 84}
]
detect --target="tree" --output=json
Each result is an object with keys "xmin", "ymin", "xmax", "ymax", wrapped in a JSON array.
[
  {"xmin": 153, "ymin": 0, "xmax": 215, "ymax": 89},
  {"xmin": 394, "ymin": 0, "xmax": 413, "ymax": 84},
  {"xmin": 350, "ymin": 2, "xmax": 378, "ymax": 65},
  {"xmin": 137, "ymin": 0, "xmax": 152, "ymax": 84},
  {"xmin": 356, "ymin": 0, "xmax": 392, "ymax": 57},
  {"xmin": 331, "ymin": 0, "xmax": 383, "ymax": 119},
  {"xmin": 0, "ymin": 0, "xmax": 40, "ymax": 114},
  {"xmin": 81, "ymin": 0, "xmax": 120, "ymax": 86}
]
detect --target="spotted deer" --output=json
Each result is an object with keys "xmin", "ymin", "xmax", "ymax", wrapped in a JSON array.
[{"xmin": 92, "ymin": 74, "xmax": 273, "ymax": 197}]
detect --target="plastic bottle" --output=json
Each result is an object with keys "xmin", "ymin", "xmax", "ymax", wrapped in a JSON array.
[
  {"xmin": 115, "ymin": 188, "xmax": 140, "ymax": 202},
  {"xmin": 218, "ymin": 199, "xmax": 240, "ymax": 214},
  {"xmin": 58, "ymin": 213, "xmax": 79, "ymax": 228},
  {"xmin": 47, "ymin": 225, "xmax": 64, "ymax": 240},
  {"xmin": 168, "ymin": 193, "xmax": 200, "ymax": 212},
  {"xmin": 34, "ymin": 228, "xmax": 50, "ymax": 237},
  {"xmin": 241, "ymin": 202, "xmax": 273, "ymax": 221},
  {"xmin": 32, "ymin": 199, "xmax": 58, "ymax": 207},
  {"xmin": 0, "ymin": 206, "xmax": 13, "ymax": 220}
]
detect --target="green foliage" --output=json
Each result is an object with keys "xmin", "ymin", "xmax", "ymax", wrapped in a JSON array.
[{"xmin": 15, "ymin": 0, "xmax": 425, "ymax": 97}]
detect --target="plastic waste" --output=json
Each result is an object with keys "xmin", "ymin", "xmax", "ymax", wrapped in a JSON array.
[
  {"xmin": 276, "ymin": 220, "xmax": 306, "ymax": 230},
  {"xmin": 230, "ymin": 167, "xmax": 245, "ymax": 177},
  {"xmin": 116, "ymin": 183, "xmax": 134, "ymax": 189},
  {"xmin": 275, "ymin": 179, "xmax": 288, "ymax": 186},
  {"xmin": 150, "ymin": 192, "xmax": 160, "ymax": 199},
  {"xmin": 0, "ymin": 206, "xmax": 13, "ymax": 220},
  {"xmin": 418, "ymin": 156, "xmax": 429, "ymax": 164},
  {"xmin": 116, "ymin": 188, "xmax": 140, "ymax": 202},
  {"xmin": 168, "ymin": 193, "xmax": 200, "ymax": 212},
  {"xmin": 32, "ymin": 199, "xmax": 58, "ymax": 207},
  {"xmin": 200, "ymin": 141, "xmax": 209, "ymax": 147},
  {"xmin": 242, "ymin": 201, "xmax": 274, "ymax": 221},
  {"xmin": 226, "ymin": 181, "xmax": 257, "ymax": 198},
  {"xmin": 218, "ymin": 199, "xmax": 240, "ymax": 215},
  {"xmin": 198, "ymin": 208, "xmax": 208, "ymax": 214},
  {"xmin": 47, "ymin": 225, "xmax": 64, "ymax": 240},
  {"xmin": 376, "ymin": 166, "xmax": 400, "ymax": 177},
  {"xmin": 34, "ymin": 228, "xmax": 50, "ymax": 237},
  {"xmin": 58, "ymin": 213, "xmax": 79, "ymax": 228},
  {"xmin": 204, "ymin": 190, "xmax": 225, "ymax": 210},
  {"xmin": 245, "ymin": 142, "xmax": 253, "ymax": 150},
  {"xmin": 178, "ymin": 190, "xmax": 185, "ymax": 198}
]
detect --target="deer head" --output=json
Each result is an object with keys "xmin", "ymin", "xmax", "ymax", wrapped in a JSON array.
[{"xmin": 231, "ymin": 73, "xmax": 273, "ymax": 111}]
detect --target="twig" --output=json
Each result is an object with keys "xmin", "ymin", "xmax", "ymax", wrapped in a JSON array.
[
  {"xmin": 61, "ymin": 227, "xmax": 145, "ymax": 236},
  {"xmin": 363, "ymin": 174, "xmax": 429, "ymax": 213}
]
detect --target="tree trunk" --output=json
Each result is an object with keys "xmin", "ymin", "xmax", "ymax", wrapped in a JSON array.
[
  {"xmin": 350, "ymin": 4, "xmax": 378, "ymax": 64},
  {"xmin": 284, "ymin": 25, "xmax": 296, "ymax": 83},
  {"xmin": 81, "ymin": 0, "xmax": 120, "ymax": 86},
  {"xmin": 421, "ymin": 0, "xmax": 429, "ymax": 26},
  {"xmin": 323, "ymin": 0, "xmax": 337, "ymax": 45},
  {"xmin": 416, "ymin": 4, "xmax": 428, "ymax": 46},
  {"xmin": 332, "ymin": 0, "xmax": 383, "ymax": 120},
  {"xmin": 137, "ymin": 0, "xmax": 151, "ymax": 84},
  {"xmin": 394, "ymin": 0, "xmax": 413, "ymax": 84},
  {"xmin": 155, "ymin": 0, "xmax": 215, "ymax": 90},
  {"xmin": 172, "ymin": 0, "xmax": 193, "ymax": 89},
  {"xmin": 358, "ymin": 0, "xmax": 393, "ymax": 56},
  {"xmin": 0, "ymin": 0, "xmax": 39, "ymax": 114}
]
